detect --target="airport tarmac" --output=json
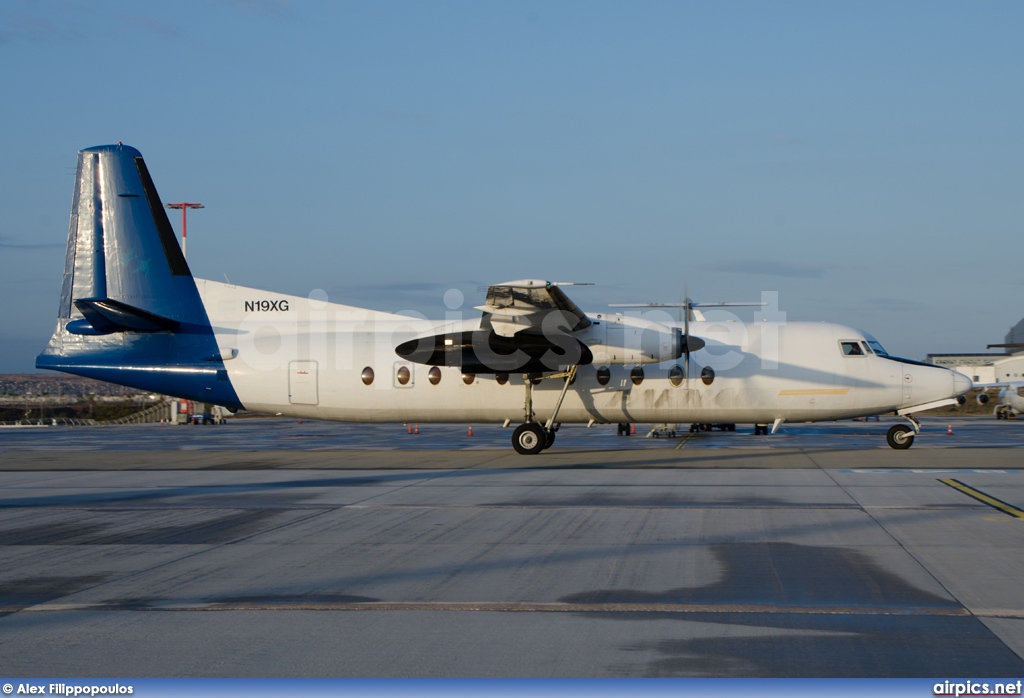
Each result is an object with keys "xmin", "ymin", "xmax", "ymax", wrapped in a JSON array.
[{"xmin": 1, "ymin": 416, "xmax": 1023, "ymax": 677}]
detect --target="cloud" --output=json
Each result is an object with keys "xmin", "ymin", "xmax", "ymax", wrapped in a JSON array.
[
  {"xmin": 771, "ymin": 133, "xmax": 803, "ymax": 145},
  {"xmin": 699, "ymin": 260, "xmax": 834, "ymax": 279},
  {"xmin": 318, "ymin": 280, "xmax": 484, "ymax": 313},
  {"xmin": 125, "ymin": 15, "xmax": 185, "ymax": 39},
  {"xmin": 0, "ymin": 3, "xmax": 203, "ymax": 44},
  {"xmin": 859, "ymin": 297, "xmax": 927, "ymax": 313},
  {"xmin": 226, "ymin": 0, "xmax": 297, "ymax": 21},
  {"xmin": 0, "ymin": 10, "xmax": 82, "ymax": 44},
  {"xmin": 0, "ymin": 236, "xmax": 63, "ymax": 250}
]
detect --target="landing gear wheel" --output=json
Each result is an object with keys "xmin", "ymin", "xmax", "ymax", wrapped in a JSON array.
[
  {"xmin": 886, "ymin": 424, "xmax": 915, "ymax": 450},
  {"xmin": 513, "ymin": 423, "xmax": 546, "ymax": 455},
  {"xmin": 544, "ymin": 429, "xmax": 556, "ymax": 449},
  {"xmin": 754, "ymin": 424, "xmax": 768, "ymax": 436}
]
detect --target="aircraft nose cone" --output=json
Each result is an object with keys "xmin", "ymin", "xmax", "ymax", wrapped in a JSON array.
[{"xmin": 952, "ymin": 370, "xmax": 973, "ymax": 396}]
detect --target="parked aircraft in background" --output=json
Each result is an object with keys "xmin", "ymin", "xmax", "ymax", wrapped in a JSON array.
[
  {"xmin": 991, "ymin": 385, "xmax": 1024, "ymax": 419},
  {"xmin": 964, "ymin": 341, "xmax": 1024, "ymax": 419},
  {"xmin": 37, "ymin": 145, "xmax": 972, "ymax": 452},
  {"xmin": 974, "ymin": 382, "xmax": 1024, "ymax": 419}
]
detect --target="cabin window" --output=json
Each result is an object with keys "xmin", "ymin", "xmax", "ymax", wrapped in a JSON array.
[
  {"xmin": 396, "ymin": 366, "xmax": 411, "ymax": 385},
  {"xmin": 428, "ymin": 366, "xmax": 441, "ymax": 385},
  {"xmin": 596, "ymin": 366, "xmax": 611, "ymax": 386},
  {"xmin": 496, "ymin": 372, "xmax": 509, "ymax": 385},
  {"xmin": 840, "ymin": 341, "xmax": 865, "ymax": 356},
  {"xmin": 630, "ymin": 366, "xmax": 644, "ymax": 385},
  {"xmin": 701, "ymin": 366, "xmax": 715, "ymax": 385},
  {"xmin": 361, "ymin": 367, "xmax": 374, "ymax": 385},
  {"xmin": 668, "ymin": 365, "xmax": 684, "ymax": 387}
]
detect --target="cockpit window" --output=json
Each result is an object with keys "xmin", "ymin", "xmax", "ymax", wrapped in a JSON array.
[
  {"xmin": 866, "ymin": 340, "xmax": 888, "ymax": 356},
  {"xmin": 840, "ymin": 341, "xmax": 865, "ymax": 356},
  {"xmin": 861, "ymin": 342, "xmax": 873, "ymax": 354}
]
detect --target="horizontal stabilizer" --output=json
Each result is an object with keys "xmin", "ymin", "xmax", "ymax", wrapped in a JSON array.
[{"xmin": 70, "ymin": 297, "xmax": 180, "ymax": 334}]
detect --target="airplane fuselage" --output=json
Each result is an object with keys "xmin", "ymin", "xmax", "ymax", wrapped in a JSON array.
[{"xmin": 177, "ymin": 280, "xmax": 962, "ymax": 427}]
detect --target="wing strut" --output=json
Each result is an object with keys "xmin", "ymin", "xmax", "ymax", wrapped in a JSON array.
[{"xmin": 544, "ymin": 365, "xmax": 578, "ymax": 433}]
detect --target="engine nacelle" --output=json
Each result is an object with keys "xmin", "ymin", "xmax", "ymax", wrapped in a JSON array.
[
  {"xmin": 395, "ymin": 314, "xmax": 702, "ymax": 373},
  {"xmin": 976, "ymin": 392, "xmax": 990, "ymax": 405},
  {"xmin": 578, "ymin": 316, "xmax": 693, "ymax": 365}
]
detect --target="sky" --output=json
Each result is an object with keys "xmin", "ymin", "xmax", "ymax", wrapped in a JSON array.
[{"xmin": 1, "ymin": 0, "xmax": 1022, "ymax": 373}]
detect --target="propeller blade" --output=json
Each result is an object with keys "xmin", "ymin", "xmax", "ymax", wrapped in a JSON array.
[{"xmin": 684, "ymin": 282, "xmax": 690, "ymax": 384}]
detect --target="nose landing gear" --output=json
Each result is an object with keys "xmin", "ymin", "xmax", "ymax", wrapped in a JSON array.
[
  {"xmin": 886, "ymin": 424, "xmax": 915, "ymax": 449},
  {"xmin": 886, "ymin": 413, "xmax": 921, "ymax": 449}
]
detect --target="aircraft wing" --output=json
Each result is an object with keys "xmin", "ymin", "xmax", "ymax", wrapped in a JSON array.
[
  {"xmin": 475, "ymin": 280, "xmax": 592, "ymax": 337},
  {"xmin": 973, "ymin": 380, "xmax": 1024, "ymax": 390}
]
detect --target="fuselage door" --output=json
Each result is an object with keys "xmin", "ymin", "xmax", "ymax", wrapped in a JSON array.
[{"xmin": 289, "ymin": 360, "xmax": 319, "ymax": 405}]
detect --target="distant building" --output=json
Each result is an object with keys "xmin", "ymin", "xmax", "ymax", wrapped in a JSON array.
[
  {"xmin": 1006, "ymin": 317, "xmax": 1024, "ymax": 347},
  {"xmin": 928, "ymin": 317, "xmax": 1024, "ymax": 384}
]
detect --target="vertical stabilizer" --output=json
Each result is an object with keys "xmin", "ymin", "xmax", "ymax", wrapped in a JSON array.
[
  {"xmin": 58, "ymin": 144, "xmax": 202, "ymax": 326},
  {"xmin": 37, "ymin": 144, "xmax": 243, "ymax": 409}
]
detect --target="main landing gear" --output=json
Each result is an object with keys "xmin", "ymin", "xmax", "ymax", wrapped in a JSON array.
[
  {"xmin": 512, "ymin": 422, "xmax": 551, "ymax": 455},
  {"xmin": 512, "ymin": 366, "xmax": 576, "ymax": 455}
]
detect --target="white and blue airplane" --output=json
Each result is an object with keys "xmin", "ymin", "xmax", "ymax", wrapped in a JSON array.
[{"xmin": 37, "ymin": 144, "xmax": 972, "ymax": 453}]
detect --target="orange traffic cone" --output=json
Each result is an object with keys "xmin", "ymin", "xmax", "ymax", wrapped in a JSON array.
[
  {"xmin": 631, "ymin": 423, "xmax": 636, "ymax": 435},
  {"xmin": 407, "ymin": 424, "xmax": 412, "ymax": 434},
  {"xmin": 947, "ymin": 424, "xmax": 953, "ymax": 435},
  {"xmin": 468, "ymin": 425, "xmax": 473, "ymax": 436},
  {"xmin": 414, "ymin": 424, "xmax": 419, "ymax": 434}
]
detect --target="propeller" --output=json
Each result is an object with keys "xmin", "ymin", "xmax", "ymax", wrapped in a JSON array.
[
  {"xmin": 684, "ymin": 283, "xmax": 690, "ymax": 386},
  {"xmin": 610, "ymin": 289, "xmax": 768, "ymax": 388}
]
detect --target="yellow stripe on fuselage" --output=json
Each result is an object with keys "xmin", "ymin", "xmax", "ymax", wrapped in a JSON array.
[{"xmin": 777, "ymin": 388, "xmax": 850, "ymax": 396}]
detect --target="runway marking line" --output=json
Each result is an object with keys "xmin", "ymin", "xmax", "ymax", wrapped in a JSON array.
[
  {"xmin": 674, "ymin": 433, "xmax": 695, "ymax": 450},
  {"xmin": 11, "ymin": 601, "xmax": 983, "ymax": 617},
  {"xmin": 939, "ymin": 478, "xmax": 1024, "ymax": 520}
]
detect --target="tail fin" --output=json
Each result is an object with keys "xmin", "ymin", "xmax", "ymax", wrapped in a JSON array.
[
  {"xmin": 56, "ymin": 144, "xmax": 202, "ymax": 330},
  {"xmin": 37, "ymin": 144, "xmax": 243, "ymax": 409}
]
